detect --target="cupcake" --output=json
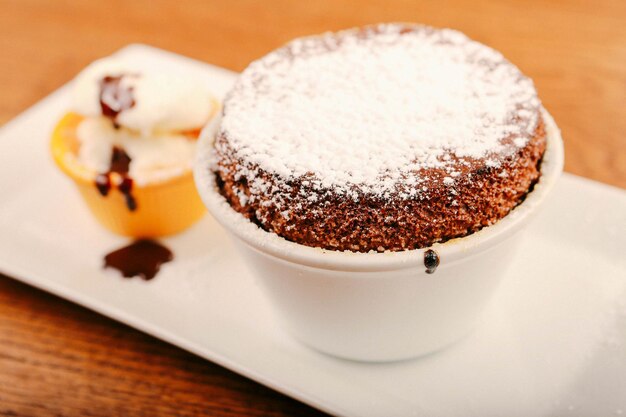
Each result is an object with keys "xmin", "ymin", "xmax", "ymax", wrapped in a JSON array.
[{"xmin": 51, "ymin": 57, "xmax": 219, "ymax": 237}]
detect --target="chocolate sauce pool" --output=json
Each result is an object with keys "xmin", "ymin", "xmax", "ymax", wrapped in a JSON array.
[{"xmin": 104, "ymin": 240, "xmax": 173, "ymax": 280}]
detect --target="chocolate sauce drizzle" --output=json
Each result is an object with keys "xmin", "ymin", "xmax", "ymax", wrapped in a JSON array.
[
  {"xmin": 99, "ymin": 75, "xmax": 136, "ymax": 127},
  {"xmin": 424, "ymin": 249, "xmax": 440, "ymax": 274},
  {"xmin": 92, "ymin": 75, "xmax": 139, "ymax": 211},
  {"xmin": 94, "ymin": 146, "xmax": 137, "ymax": 211},
  {"xmin": 110, "ymin": 145, "xmax": 132, "ymax": 173},
  {"xmin": 104, "ymin": 239, "xmax": 173, "ymax": 280},
  {"xmin": 117, "ymin": 176, "xmax": 137, "ymax": 211},
  {"xmin": 95, "ymin": 173, "xmax": 111, "ymax": 197}
]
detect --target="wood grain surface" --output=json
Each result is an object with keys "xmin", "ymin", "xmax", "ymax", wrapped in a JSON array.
[{"xmin": 1, "ymin": 0, "xmax": 625, "ymax": 416}]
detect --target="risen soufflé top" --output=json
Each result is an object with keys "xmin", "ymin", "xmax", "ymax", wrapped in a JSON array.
[{"xmin": 211, "ymin": 23, "xmax": 547, "ymax": 252}]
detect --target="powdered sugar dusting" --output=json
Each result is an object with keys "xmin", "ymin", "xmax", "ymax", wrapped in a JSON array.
[{"xmin": 218, "ymin": 24, "xmax": 540, "ymax": 197}]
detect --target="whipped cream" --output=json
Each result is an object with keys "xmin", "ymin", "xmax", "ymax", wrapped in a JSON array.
[
  {"xmin": 76, "ymin": 117, "xmax": 196, "ymax": 185},
  {"xmin": 70, "ymin": 56, "xmax": 216, "ymax": 184},
  {"xmin": 71, "ymin": 57, "xmax": 215, "ymax": 134}
]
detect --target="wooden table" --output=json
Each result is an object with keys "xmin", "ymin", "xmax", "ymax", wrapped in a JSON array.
[{"xmin": 1, "ymin": 1, "xmax": 624, "ymax": 415}]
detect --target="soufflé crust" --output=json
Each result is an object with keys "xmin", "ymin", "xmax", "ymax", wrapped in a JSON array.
[{"xmin": 210, "ymin": 24, "xmax": 547, "ymax": 252}]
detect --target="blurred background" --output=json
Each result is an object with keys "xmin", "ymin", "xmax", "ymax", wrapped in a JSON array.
[
  {"xmin": 1, "ymin": 1, "xmax": 624, "ymax": 416},
  {"xmin": 2, "ymin": 0, "xmax": 625, "ymax": 189}
]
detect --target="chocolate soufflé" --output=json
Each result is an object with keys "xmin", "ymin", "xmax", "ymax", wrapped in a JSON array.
[{"xmin": 209, "ymin": 24, "xmax": 547, "ymax": 253}]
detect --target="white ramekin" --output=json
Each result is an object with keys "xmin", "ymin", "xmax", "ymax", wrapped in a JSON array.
[{"xmin": 194, "ymin": 109, "xmax": 564, "ymax": 362}]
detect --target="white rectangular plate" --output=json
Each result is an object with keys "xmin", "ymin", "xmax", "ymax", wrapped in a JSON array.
[{"xmin": 1, "ymin": 44, "xmax": 625, "ymax": 417}]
